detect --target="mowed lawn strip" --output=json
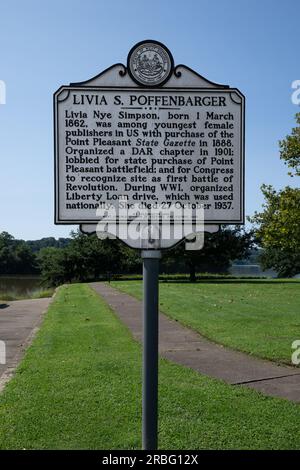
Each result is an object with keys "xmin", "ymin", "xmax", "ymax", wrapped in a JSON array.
[
  {"xmin": 0, "ymin": 283, "xmax": 299, "ymax": 449},
  {"xmin": 111, "ymin": 280, "xmax": 300, "ymax": 364}
]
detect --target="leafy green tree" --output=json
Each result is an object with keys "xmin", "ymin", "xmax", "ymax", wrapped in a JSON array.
[
  {"xmin": 118, "ymin": 242, "xmax": 141, "ymax": 274},
  {"xmin": 279, "ymin": 113, "xmax": 300, "ymax": 176},
  {"xmin": 0, "ymin": 231, "xmax": 14, "ymax": 249},
  {"xmin": 250, "ymin": 114, "xmax": 300, "ymax": 277},
  {"xmin": 0, "ymin": 232, "xmax": 37, "ymax": 274},
  {"xmin": 38, "ymin": 231, "xmax": 141, "ymax": 286},
  {"xmin": 14, "ymin": 242, "xmax": 38, "ymax": 274},
  {"xmin": 250, "ymin": 185, "xmax": 300, "ymax": 277},
  {"xmin": 0, "ymin": 245, "xmax": 16, "ymax": 274},
  {"xmin": 163, "ymin": 226, "xmax": 254, "ymax": 282},
  {"xmin": 38, "ymin": 247, "xmax": 71, "ymax": 286},
  {"xmin": 67, "ymin": 232, "xmax": 122, "ymax": 281}
]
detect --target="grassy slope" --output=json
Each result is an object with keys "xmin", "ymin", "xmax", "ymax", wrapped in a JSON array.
[
  {"xmin": 0, "ymin": 283, "xmax": 300, "ymax": 450},
  {"xmin": 111, "ymin": 280, "xmax": 300, "ymax": 364}
]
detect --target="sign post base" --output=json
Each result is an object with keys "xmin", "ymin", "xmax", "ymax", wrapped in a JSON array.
[{"xmin": 141, "ymin": 250, "xmax": 161, "ymax": 450}]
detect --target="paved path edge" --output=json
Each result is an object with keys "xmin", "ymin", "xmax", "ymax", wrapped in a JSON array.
[
  {"xmin": 0, "ymin": 294, "xmax": 55, "ymax": 393},
  {"xmin": 90, "ymin": 282, "xmax": 300, "ymax": 403}
]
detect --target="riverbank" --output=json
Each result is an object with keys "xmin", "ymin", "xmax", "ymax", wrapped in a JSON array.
[
  {"xmin": 0, "ymin": 276, "xmax": 53, "ymax": 301},
  {"xmin": 0, "ymin": 288, "xmax": 54, "ymax": 302}
]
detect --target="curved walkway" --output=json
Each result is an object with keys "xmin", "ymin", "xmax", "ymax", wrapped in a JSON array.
[
  {"xmin": 0, "ymin": 298, "xmax": 51, "ymax": 391},
  {"xmin": 91, "ymin": 282, "xmax": 300, "ymax": 403}
]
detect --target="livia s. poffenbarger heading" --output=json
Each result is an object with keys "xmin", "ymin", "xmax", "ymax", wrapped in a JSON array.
[{"xmin": 71, "ymin": 93, "xmax": 228, "ymax": 107}]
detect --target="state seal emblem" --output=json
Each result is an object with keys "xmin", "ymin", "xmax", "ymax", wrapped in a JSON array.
[{"xmin": 127, "ymin": 40, "xmax": 174, "ymax": 87}]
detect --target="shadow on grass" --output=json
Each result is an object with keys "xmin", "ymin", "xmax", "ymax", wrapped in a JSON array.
[{"xmin": 0, "ymin": 303, "xmax": 9, "ymax": 309}]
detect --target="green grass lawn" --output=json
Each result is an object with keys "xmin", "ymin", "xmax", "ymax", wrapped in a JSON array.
[
  {"xmin": 111, "ymin": 279, "xmax": 300, "ymax": 364},
  {"xmin": 0, "ymin": 283, "xmax": 300, "ymax": 449}
]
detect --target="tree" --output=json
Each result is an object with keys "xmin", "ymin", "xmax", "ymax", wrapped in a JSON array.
[
  {"xmin": 249, "ymin": 113, "xmax": 300, "ymax": 277},
  {"xmin": 163, "ymin": 226, "xmax": 254, "ymax": 282},
  {"xmin": 279, "ymin": 112, "xmax": 300, "ymax": 176},
  {"xmin": 38, "ymin": 247, "xmax": 72, "ymax": 286},
  {"xmin": 249, "ymin": 185, "xmax": 300, "ymax": 277},
  {"xmin": 14, "ymin": 242, "xmax": 38, "ymax": 274},
  {"xmin": 0, "ymin": 231, "xmax": 14, "ymax": 249},
  {"xmin": 37, "ymin": 231, "xmax": 141, "ymax": 286},
  {"xmin": 67, "ymin": 231, "xmax": 123, "ymax": 281},
  {"xmin": 0, "ymin": 231, "xmax": 37, "ymax": 274}
]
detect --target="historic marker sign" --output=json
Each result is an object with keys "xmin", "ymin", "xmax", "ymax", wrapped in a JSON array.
[
  {"xmin": 53, "ymin": 40, "xmax": 246, "ymax": 450},
  {"xmin": 54, "ymin": 41, "xmax": 244, "ymax": 226}
]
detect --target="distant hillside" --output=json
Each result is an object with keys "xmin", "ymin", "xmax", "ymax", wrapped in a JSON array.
[{"xmin": 25, "ymin": 237, "xmax": 70, "ymax": 252}]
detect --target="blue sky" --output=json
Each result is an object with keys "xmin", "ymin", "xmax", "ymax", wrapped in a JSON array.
[{"xmin": 0, "ymin": 0, "xmax": 299, "ymax": 240}]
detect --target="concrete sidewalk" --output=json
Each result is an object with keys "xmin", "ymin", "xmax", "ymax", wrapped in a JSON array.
[
  {"xmin": 91, "ymin": 282, "xmax": 300, "ymax": 403},
  {"xmin": 0, "ymin": 298, "xmax": 51, "ymax": 391}
]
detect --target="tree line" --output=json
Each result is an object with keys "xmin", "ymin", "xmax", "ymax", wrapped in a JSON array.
[
  {"xmin": 0, "ymin": 232, "xmax": 70, "ymax": 276},
  {"xmin": 1, "ymin": 112, "xmax": 299, "ymax": 284},
  {"xmin": 0, "ymin": 228, "xmax": 254, "ymax": 285}
]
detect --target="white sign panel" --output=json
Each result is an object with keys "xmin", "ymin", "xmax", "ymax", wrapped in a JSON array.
[{"xmin": 54, "ymin": 42, "xmax": 244, "ymax": 226}]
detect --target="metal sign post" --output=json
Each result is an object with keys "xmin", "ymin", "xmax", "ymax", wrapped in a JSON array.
[{"xmin": 141, "ymin": 250, "xmax": 161, "ymax": 450}]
